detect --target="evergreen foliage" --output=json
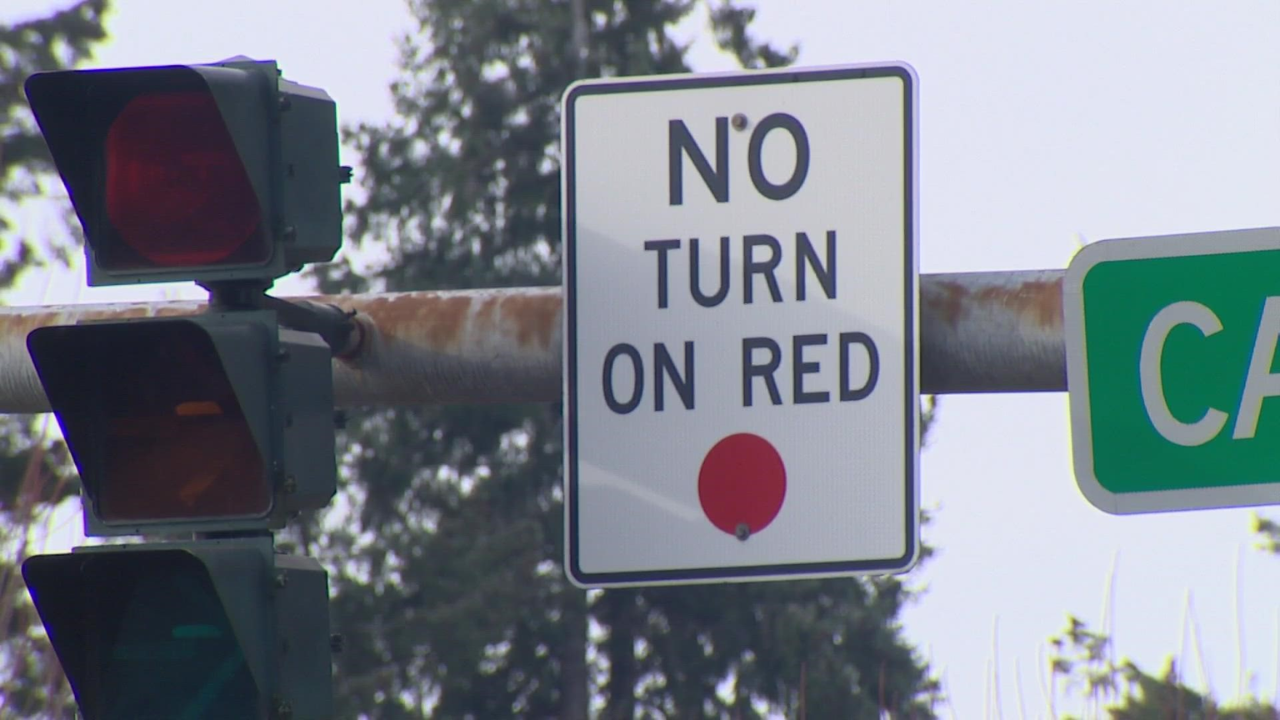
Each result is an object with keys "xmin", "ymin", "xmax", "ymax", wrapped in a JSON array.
[
  {"xmin": 0, "ymin": 3, "xmax": 109, "ymax": 715},
  {"xmin": 0, "ymin": 0, "xmax": 105, "ymax": 289}
]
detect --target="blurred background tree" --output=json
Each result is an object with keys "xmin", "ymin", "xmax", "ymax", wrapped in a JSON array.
[
  {"xmin": 1046, "ymin": 615, "xmax": 1279, "ymax": 720},
  {"xmin": 0, "ymin": 2, "xmax": 108, "ymax": 716}
]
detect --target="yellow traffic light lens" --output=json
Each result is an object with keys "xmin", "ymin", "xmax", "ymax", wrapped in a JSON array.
[
  {"xmin": 28, "ymin": 320, "xmax": 273, "ymax": 525},
  {"xmin": 101, "ymin": 324, "xmax": 268, "ymax": 523},
  {"xmin": 174, "ymin": 400, "xmax": 222, "ymax": 416},
  {"xmin": 101, "ymin": 396, "xmax": 266, "ymax": 522},
  {"xmin": 103, "ymin": 91, "xmax": 268, "ymax": 269}
]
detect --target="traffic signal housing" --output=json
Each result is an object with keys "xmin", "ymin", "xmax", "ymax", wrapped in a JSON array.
[
  {"xmin": 24, "ymin": 57, "xmax": 344, "ymax": 286},
  {"xmin": 27, "ymin": 312, "xmax": 335, "ymax": 536},
  {"xmin": 22, "ymin": 55, "xmax": 348, "ymax": 720},
  {"xmin": 24, "ymin": 537, "xmax": 332, "ymax": 720}
]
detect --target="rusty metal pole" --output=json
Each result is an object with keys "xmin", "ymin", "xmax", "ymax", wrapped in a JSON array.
[
  {"xmin": 0, "ymin": 270, "xmax": 1065, "ymax": 414},
  {"xmin": 920, "ymin": 269, "xmax": 1065, "ymax": 394}
]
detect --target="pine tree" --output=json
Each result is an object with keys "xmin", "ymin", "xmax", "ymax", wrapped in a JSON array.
[
  {"xmin": 0, "ymin": 2, "xmax": 109, "ymax": 716},
  {"xmin": 311, "ymin": 1, "xmax": 939, "ymax": 716}
]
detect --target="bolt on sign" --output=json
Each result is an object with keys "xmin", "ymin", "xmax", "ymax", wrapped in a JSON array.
[
  {"xmin": 1065, "ymin": 226, "xmax": 1280, "ymax": 514},
  {"xmin": 561, "ymin": 65, "xmax": 920, "ymax": 587}
]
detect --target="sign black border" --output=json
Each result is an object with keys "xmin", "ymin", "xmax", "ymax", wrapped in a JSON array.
[{"xmin": 564, "ymin": 65, "xmax": 918, "ymax": 586}]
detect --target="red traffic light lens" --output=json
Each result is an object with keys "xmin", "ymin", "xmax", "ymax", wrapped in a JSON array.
[{"xmin": 104, "ymin": 91, "xmax": 267, "ymax": 268}]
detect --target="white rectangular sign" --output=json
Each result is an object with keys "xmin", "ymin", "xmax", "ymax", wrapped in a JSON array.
[{"xmin": 562, "ymin": 65, "xmax": 919, "ymax": 587}]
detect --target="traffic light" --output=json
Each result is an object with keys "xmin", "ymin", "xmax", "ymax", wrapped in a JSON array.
[
  {"xmin": 25, "ymin": 57, "xmax": 343, "ymax": 286},
  {"xmin": 22, "ymin": 58, "xmax": 347, "ymax": 719},
  {"xmin": 27, "ymin": 312, "xmax": 335, "ymax": 536},
  {"xmin": 24, "ymin": 538, "xmax": 331, "ymax": 720}
]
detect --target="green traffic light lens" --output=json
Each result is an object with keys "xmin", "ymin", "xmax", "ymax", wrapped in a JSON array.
[
  {"xmin": 24, "ymin": 550, "xmax": 262, "ymax": 720},
  {"xmin": 97, "ymin": 560, "xmax": 255, "ymax": 718},
  {"xmin": 172, "ymin": 623, "xmax": 224, "ymax": 640}
]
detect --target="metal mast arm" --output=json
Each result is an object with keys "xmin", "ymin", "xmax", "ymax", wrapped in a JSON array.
[{"xmin": 0, "ymin": 270, "xmax": 1065, "ymax": 413}]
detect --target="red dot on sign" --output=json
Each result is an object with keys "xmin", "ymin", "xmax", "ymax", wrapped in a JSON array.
[{"xmin": 698, "ymin": 433, "xmax": 787, "ymax": 537}]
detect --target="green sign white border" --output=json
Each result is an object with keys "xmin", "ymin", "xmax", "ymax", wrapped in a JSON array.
[{"xmin": 1065, "ymin": 226, "xmax": 1280, "ymax": 515}]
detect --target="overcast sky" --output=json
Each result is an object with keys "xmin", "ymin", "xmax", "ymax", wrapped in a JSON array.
[{"xmin": 5, "ymin": 1, "xmax": 1280, "ymax": 717}]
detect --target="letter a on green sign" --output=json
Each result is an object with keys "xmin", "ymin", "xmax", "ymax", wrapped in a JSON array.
[{"xmin": 1065, "ymin": 226, "xmax": 1280, "ymax": 514}]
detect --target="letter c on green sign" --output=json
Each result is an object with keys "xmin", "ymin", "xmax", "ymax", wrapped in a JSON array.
[{"xmin": 1139, "ymin": 301, "xmax": 1228, "ymax": 447}]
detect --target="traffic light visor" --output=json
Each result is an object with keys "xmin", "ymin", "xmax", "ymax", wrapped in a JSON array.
[
  {"xmin": 28, "ymin": 320, "xmax": 272, "ymax": 525},
  {"xmin": 24, "ymin": 550, "xmax": 262, "ymax": 719},
  {"xmin": 25, "ymin": 65, "xmax": 271, "ymax": 275}
]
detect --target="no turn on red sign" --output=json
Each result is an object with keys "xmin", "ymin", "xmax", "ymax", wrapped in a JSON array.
[{"xmin": 562, "ymin": 65, "xmax": 920, "ymax": 587}]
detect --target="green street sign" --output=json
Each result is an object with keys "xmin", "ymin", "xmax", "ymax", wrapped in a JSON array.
[{"xmin": 1065, "ymin": 226, "xmax": 1280, "ymax": 513}]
